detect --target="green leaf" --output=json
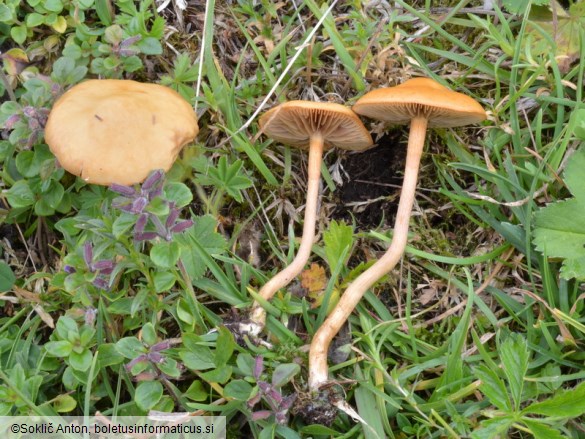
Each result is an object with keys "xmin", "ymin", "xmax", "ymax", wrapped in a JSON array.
[
  {"xmin": 26, "ymin": 12, "xmax": 44, "ymax": 28},
  {"xmin": 176, "ymin": 298, "xmax": 195, "ymax": 325},
  {"xmin": 501, "ymin": 0, "xmax": 547, "ymax": 14},
  {"xmin": 150, "ymin": 241, "xmax": 181, "ymax": 268},
  {"xmin": 16, "ymin": 151, "xmax": 38, "ymax": 178},
  {"xmin": 196, "ymin": 156, "xmax": 252, "ymax": 203},
  {"xmin": 137, "ymin": 37, "xmax": 163, "ymax": 55},
  {"xmin": 236, "ymin": 353, "xmax": 255, "ymax": 377},
  {"xmin": 0, "ymin": 262, "xmax": 16, "ymax": 291},
  {"xmin": 153, "ymin": 271, "xmax": 176, "ymax": 292},
  {"xmin": 180, "ymin": 346, "xmax": 215, "ymax": 371},
  {"xmin": 271, "ymin": 363, "xmax": 300, "ymax": 388},
  {"xmin": 44, "ymin": 0, "xmax": 64, "ymax": 13},
  {"xmin": 5, "ymin": 180, "xmax": 34, "ymax": 208},
  {"xmin": 135, "ymin": 381, "xmax": 163, "ymax": 411},
  {"xmin": 115, "ymin": 337, "xmax": 146, "ymax": 359},
  {"xmin": 184, "ymin": 380, "xmax": 207, "ymax": 401},
  {"xmin": 157, "ymin": 358, "xmax": 181, "ymax": 378},
  {"xmin": 112, "ymin": 213, "xmax": 136, "ymax": 239},
  {"xmin": 224, "ymin": 380, "xmax": 253, "ymax": 401},
  {"xmin": 213, "ymin": 326, "xmax": 235, "ymax": 367},
  {"xmin": 470, "ymin": 416, "xmax": 514, "ymax": 439},
  {"xmin": 523, "ymin": 380, "xmax": 585, "ymax": 418},
  {"xmin": 45, "ymin": 340, "xmax": 73, "ymax": 357},
  {"xmin": 178, "ymin": 215, "xmax": 226, "ymax": 280},
  {"xmin": 164, "ymin": 182, "xmax": 193, "ymax": 207},
  {"xmin": 521, "ymin": 419, "xmax": 564, "ymax": 439},
  {"xmin": 0, "ymin": 5, "xmax": 13, "ymax": 22},
  {"xmin": 53, "ymin": 394, "xmax": 77, "ymax": 413},
  {"xmin": 56, "ymin": 315, "xmax": 78, "ymax": 340},
  {"xmin": 323, "ymin": 220, "xmax": 354, "ymax": 273},
  {"xmin": 141, "ymin": 322, "xmax": 157, "ymax": 346},
  {"xmin": 200, "ymin": 365, "xmax": 232, "ymax": 384},
  {"xmin": 500, "ymin": 333, "xmax": 529, "ymax": 411},
  {"xmin": 534, "ymin": 148, "xmax": 585, "ymax": 279},
  {"xmin": 524, "ymin": 2, "xmax": 585, "ymax": 70},
  {"xmin": 43, "ymin": 181, "xmax": 64, "ymax": 208},
  {"xmin": 104, "ymin": 24, "xmax": 123, "ymax": 45},
  {"xmin": 573, "ymin": 109, "xmax": 585, "ymax": 140},
  {"xmin": 69, "ymin": 349, "xmax": 92, "ymax": 371},
  {"xmin": 10, "ymin": 25, "xmax": 27, "ymax": 45},
  {"xmin": 97, "ymin": 344, "xmax": 124, "ymax": 368},
  {"xmin": 95, "ymin": 0, "xmax": 113, "ymax": 25},
  {"xmin": 474, "ymin": 364, "xmax": 511, "ymax": 412}
]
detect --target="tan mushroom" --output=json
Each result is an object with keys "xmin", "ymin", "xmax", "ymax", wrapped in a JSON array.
[
  {"xmin": 308, "ymin": 77, "xmax": 487, "ymax": 391},
  {"xmin": 247, "ymin": 101, "xmax": 373, "ymax": 335},
  {"xmin": 45, "ymin": 79, "xmax": 199, "ymax": 186}
]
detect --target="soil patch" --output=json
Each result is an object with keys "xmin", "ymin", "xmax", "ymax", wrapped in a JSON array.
[{"xmin": 332, "ymin": 131, "xmax": 407, "ymax": 230}]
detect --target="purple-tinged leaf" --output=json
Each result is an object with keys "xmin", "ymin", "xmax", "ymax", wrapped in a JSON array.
[
  {"xmin": 92, "ymin": 259, "xmax": 115, "ymax": 274},
  {"xmin": 84, "ymin": 307, "xmax": 97, "ymax": 326},
  {"xmin": 166, "ymin": 207, "xmax": 179, "ymax": 228},
  {"xmin": 134, "ymin": 232, "xmax": 158, "ymax": 242},
  {"xmin": 4, "ymin": 114, "xmax": 20, "ymax": 129},
  {"xmin": 268, "ymin": 388, "xmax": 283, "ymax": 405},
  {"xmin": 92, "ymin": 277, "xmax": 110, "ymax": 290},
  {"xmin": 142, "ymin": 169, "xmax": 164, "ymax": 191},
  {"xmin": 250, "ymin": 411, "xmax": 272, "ymax": 421},
  {"xmin": 64, "ymin": 265, "xmax": 76, "ymax": 274},
  {"xmin": 170, "ymin": 220, "xmax": 193, "ymax": 234},
  {"xmin": 131, "ymin": 196, "xmax": 148, "ymax": 214},
  {"xmin": 247, "ymin": 392, "xmax": 262, "ymax": 408},
  {"xmin": 147, "ymin": 352, "xmax": 164, "ymax": 364},
  {"xmin": 150, "ymin": 340, "xmax": 172, "ymax": 352},
  {"xmin": 121, "ymin": 34, "xmax": 142, "ymax": 47},
  {"xmin": 83, "ymin": 242, "xmax": 93, "ymax": 268},
  {"xmin": 148, "ymin": 185, "xmax": 164, "ymax": 200},
  {"xmin": 275, "ymin": 411, "xmax": 287, "ymax": 425},
  {"xmin": 22, "ymin": 106, "xmax": 35, "ymax": 117},
  {"xmin": 116, "ymin": 203, "xmax": 136, "ymax": 213},
  {"xmin": 125, "ymin": 354, "xmax": 148, "ymax": 371},
  {"xmin": 253, "ymin": 356, "xmax": 264, "ymax": 380},
  {"xmin": 135, "ymin": 213, "xmax": 148, "ymax": 233},
  {"xmin": 281, "ymin": 393, "xmax": 297, "ymax": 410},
  {"xmin": 257, "ymin": 381, "xmax": 270, "ymax": 394},
  {"xmin": 110, "ymin": 184, "xmax": 136, "ymax": 197},
  {"xmin": 150, "ymin": 215, "xmax": 167, "ymax": 238}
]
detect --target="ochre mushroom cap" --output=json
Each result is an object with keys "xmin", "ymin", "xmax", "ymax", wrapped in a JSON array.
[
  {"xmin": 259, "ymin": 101, "xmax": 373, "ymax": 151},
  {"xmin": 352, "ymin": 77, "xmax": 487, "ymax": 127},
  {"xmin": 45, "ymin": 79, "xmax": 199, "ymax": 186}
]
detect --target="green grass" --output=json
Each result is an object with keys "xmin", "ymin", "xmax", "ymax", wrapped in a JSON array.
[{"xmin": 1, "ymin": 0, "xmax": 585, "ymax": 437}]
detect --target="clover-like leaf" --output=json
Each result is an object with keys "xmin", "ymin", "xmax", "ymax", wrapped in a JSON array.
[{"xmin": 534, "ymin": 148, "xmax": 585, "ymax": 279}]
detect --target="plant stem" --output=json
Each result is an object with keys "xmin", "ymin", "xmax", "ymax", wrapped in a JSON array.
[
  {"xmin": 249, "ymin": 133, "xmax": 324, "ymax": 332},
  {"xmin": 308, "ymin": 116, "xmax": 428, "ymax": 391}
]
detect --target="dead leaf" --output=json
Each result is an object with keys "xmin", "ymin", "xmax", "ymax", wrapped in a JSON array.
[{"xmin": 301, "ymin": 263, "xmax": 327, "ymax": 294}]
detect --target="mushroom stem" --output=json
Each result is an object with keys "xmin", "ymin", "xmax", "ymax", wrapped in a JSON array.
[
  {"xmin": 308, "ymin": 116, "xmax": 428, "ymax": 391},
  {"xmin": 249, "ymin": 133, "xmax": 325, "ymax": 331}
]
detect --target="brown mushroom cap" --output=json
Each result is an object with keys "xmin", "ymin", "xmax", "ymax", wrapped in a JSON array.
[
  {"xmin": 259, "ymin": 101, "xmax": 373, "ymax": 151},
  {"xmin": 45, "ymin": 79, "xmax": 199, "ymax": 186},
  {"xmin": 353, "ymin": 78, "xmax": 486, "ymax": 127}
]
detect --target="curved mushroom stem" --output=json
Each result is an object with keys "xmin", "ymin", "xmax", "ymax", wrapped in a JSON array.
[
  {"xmin": 308, "ymin": 116, "xmax": 428, "ymax": 391},
  {"xmin": 248, "ymin": 133, "xmax": 324, "ymax": 334}
]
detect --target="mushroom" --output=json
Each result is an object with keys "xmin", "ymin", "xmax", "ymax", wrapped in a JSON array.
[
  {"xmin": 308, "ymin": 77, "xmax": 487, "ymax": 391},
  {"xmin": 45, "ymin": 79, "xmax": 199, "ymax": 186},
  {"xmin": 247, "ymin": 101, "xmax": 373, "ymax": 335}
]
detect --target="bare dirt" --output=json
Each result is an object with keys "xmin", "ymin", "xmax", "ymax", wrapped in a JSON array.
[{"xmin": 332, "ymin": 131, "xmax": 407, "ymax": 230}]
